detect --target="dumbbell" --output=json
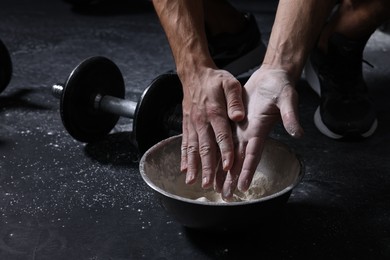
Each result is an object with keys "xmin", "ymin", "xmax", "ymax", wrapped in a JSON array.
[
  {"xmin": 52, "ymin": 56, "xmax": 183, "ymax": 154},
  {"xmin": 0, "ymin": 39, "xmax": 12, "ymax": 93}
]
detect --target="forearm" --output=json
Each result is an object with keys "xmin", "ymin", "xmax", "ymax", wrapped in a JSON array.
[
  {"xmin": 263, "ymin": 0, "xmax": 336, "ymax": 82},
  {"xmin": 152, "ymin": 0, "xmax": 216, "ymax": 76}
]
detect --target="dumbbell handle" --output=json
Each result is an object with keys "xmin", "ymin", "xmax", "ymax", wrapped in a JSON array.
[
  {"xmin": 96, "ymin": 94, "xmax": 136, "ymax": 118},
  {"xmin": 52, "ymin": 84, "xmax": 137, "ymax": 118}
]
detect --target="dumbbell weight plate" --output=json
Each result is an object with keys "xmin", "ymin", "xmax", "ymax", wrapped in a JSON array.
[
  {"xmin": 0, "ymin": 39, "xmax": 12, "ymax": 93},
  {"xmin": 61, "ymin": 56, "xmax": 125, "ymax": 142},
  {"xmin": 134, "ymin": 73, "xmax": 183, "ymax": 154}
]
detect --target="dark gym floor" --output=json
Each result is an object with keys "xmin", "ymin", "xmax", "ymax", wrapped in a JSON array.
[{"xmin": 0, "ymin": 0, "xmax": 389, "ymax": 259}]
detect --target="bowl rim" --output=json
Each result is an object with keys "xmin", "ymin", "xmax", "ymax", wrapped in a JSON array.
[{"xmin": 139, "ymin": 135, "xmax": 305, "ymax": 206}]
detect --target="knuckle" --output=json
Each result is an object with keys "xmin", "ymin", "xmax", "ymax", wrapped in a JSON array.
[
  {"xmin": 206, "ymin": 105, "xmax": 224, "ymax": 118},
  {"xmin": 191, "ymin": 110, "xmax": 207, "ymax": 126},
  {"xmin": 225, "ymin": 82, "xmax": 242, "ymax": 98},
  {"xmin": 215, "ymin": 132, "xmax": 230, "ymax": 145},
  {"xmin": 201, "ymin": 165, "xmax": 213, "ymax": 174},
  {"xmin": 224, "ymin": 78, "xmax": 241, "ymax": 91},
  {"xmin": 199, "ymin": 143, "xmax": 212, "ymax": 157},
  {"xmin": 227, "ymin": 98, "xmax": 242, "ymax": 109},
  {"xmin": 181, "ymin": 147, "xmax": 187, "ymax": 157},
  {"xmin": 187, "ymin": 145, "xmax": 199, "ymax": 155},
  {"xmin": 181, "ymin": 141, "xmax": 188, "ymax": 151}
]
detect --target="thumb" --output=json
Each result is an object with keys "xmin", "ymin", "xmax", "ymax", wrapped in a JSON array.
[
  {"xmin": 279, "ymin": 86, "xmax": 304, "ymax": 138},
  {"xmin": 224, "ymin": 80, "xmax": 245, "ymax": 122}
]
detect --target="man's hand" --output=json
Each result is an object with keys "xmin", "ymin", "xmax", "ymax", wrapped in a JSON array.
[
  {"xmin": 217, "ymin": 67, "xmax": 304, "ymax": 200},
  {"xmin": 180, "ymin": 67, "xmax": 245, "ymax": 189}
]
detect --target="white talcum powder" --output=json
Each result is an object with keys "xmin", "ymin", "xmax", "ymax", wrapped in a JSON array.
[
  {"xmin": 153, "ymin": 163, "xmax": 276, "ymax": 203},
  {"xmin": 145, "ymin": 137, "xmax": 300, "ymax": 204},
  {"xmin": 194, "ymin": 172, "xmax": 272, "ymax": 203}
]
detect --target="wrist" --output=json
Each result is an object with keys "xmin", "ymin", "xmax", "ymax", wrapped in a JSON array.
[
  {"xmin": 262, "ymin": 46, "xmax": 306, "ymax": 82},
  {"xmin": 176, "ymin": 54, "xmax": 217, "ymax": 80}
]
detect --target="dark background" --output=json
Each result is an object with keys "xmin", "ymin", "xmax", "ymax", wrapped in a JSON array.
[{"xmin": 0, "ymin": 0, "xmax": 389, "ymax": 259}]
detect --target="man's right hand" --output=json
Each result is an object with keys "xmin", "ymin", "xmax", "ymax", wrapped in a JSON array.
[{"xmin": 179, "ymin": 66, "xmax": 245, "ymax": 190}]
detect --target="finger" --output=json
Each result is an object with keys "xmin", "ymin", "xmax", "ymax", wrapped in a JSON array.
[
  {"xmin": 223, "ymin": 79, "xmax": 245, "ymax": 122},
  {"xmin": 237, "ymin": 138, "xmax": 265, "ymax": 192},
  {"xmin": 180, "ymin": 114, "xmax": 189, "ymax": 172},
  {"xmin": 210, "ymin": 116, "xmax": 234, "ymax": 172},
  {"xmin": 185, "ymin": 123, "xmax": 200, "ymax": 185},
  {"xmin": 221, "ymin": 171, "xmax": 239, "ymax": 201},
  {"xmin": 197, "ymin": 125, "xmax": 218, "ymax": 189},
  {"xmin": 214, "ymin": 155, "xmax": 225, "ymax": 193},
  {"xmin": 221, "ymin": 142, "xmax": 246, "ymax": 200},
  {"xmin": 279, "ymin": 87, "xmax": 304, "ymax": 138}
]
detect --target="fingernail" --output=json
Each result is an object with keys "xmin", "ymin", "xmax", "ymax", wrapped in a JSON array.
[
  {"xmin": 289, "ymin": 126, "xmax": 304, "ymax": 138},
  {"xmin": 223, "ymin": 159, "xmax": 230, "ymax": 171},
  {"xmin": 202, "ymin": 176, "xmax": 210, "ymax": 188},
  {"xmin": 185, "ymin": 173, "xmax": 194, "ymax": 184},
  {"xmin": 238, "ymin": 179, "xmax": 250, "ymax": 192},
  {"xmin": 290, "ymin": 130, "xmax": 299, "ymax": 137},
  {"xmin": 230, "ymin": 110, "xmax": 245, "ymax": 121},
  {"xmin": 223, "ymin": 187, "xmax": 233, "ymax": 201}
]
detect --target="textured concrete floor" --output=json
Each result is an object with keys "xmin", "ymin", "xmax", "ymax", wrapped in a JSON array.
[{"xmin": 0, "ymin": 0, "xmax": 389, "ymax": 259}]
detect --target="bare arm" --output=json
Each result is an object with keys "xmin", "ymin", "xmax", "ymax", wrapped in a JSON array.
[
  {"xmin": 152, "ymin": 0, "xmax": 246, "ymax": 189},
  {"xmin": 263, "ymin": 0, "xmax": 337, "ymax": 81},
  {"xmin": 221, "ymin": 0, "xmax": 337, "ymax": 199},
  {"xmin": 152, "ymin": 0, "xmax": 215, "ymax": 75}
]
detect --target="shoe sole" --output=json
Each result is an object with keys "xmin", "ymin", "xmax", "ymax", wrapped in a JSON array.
[
  {"xmin": 222, "ymin": 41, "xmax": 266, "ymax": 76},
  {"xmin": 304, "ymin": 57, "xmax": 378, "ymax": 139}
]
